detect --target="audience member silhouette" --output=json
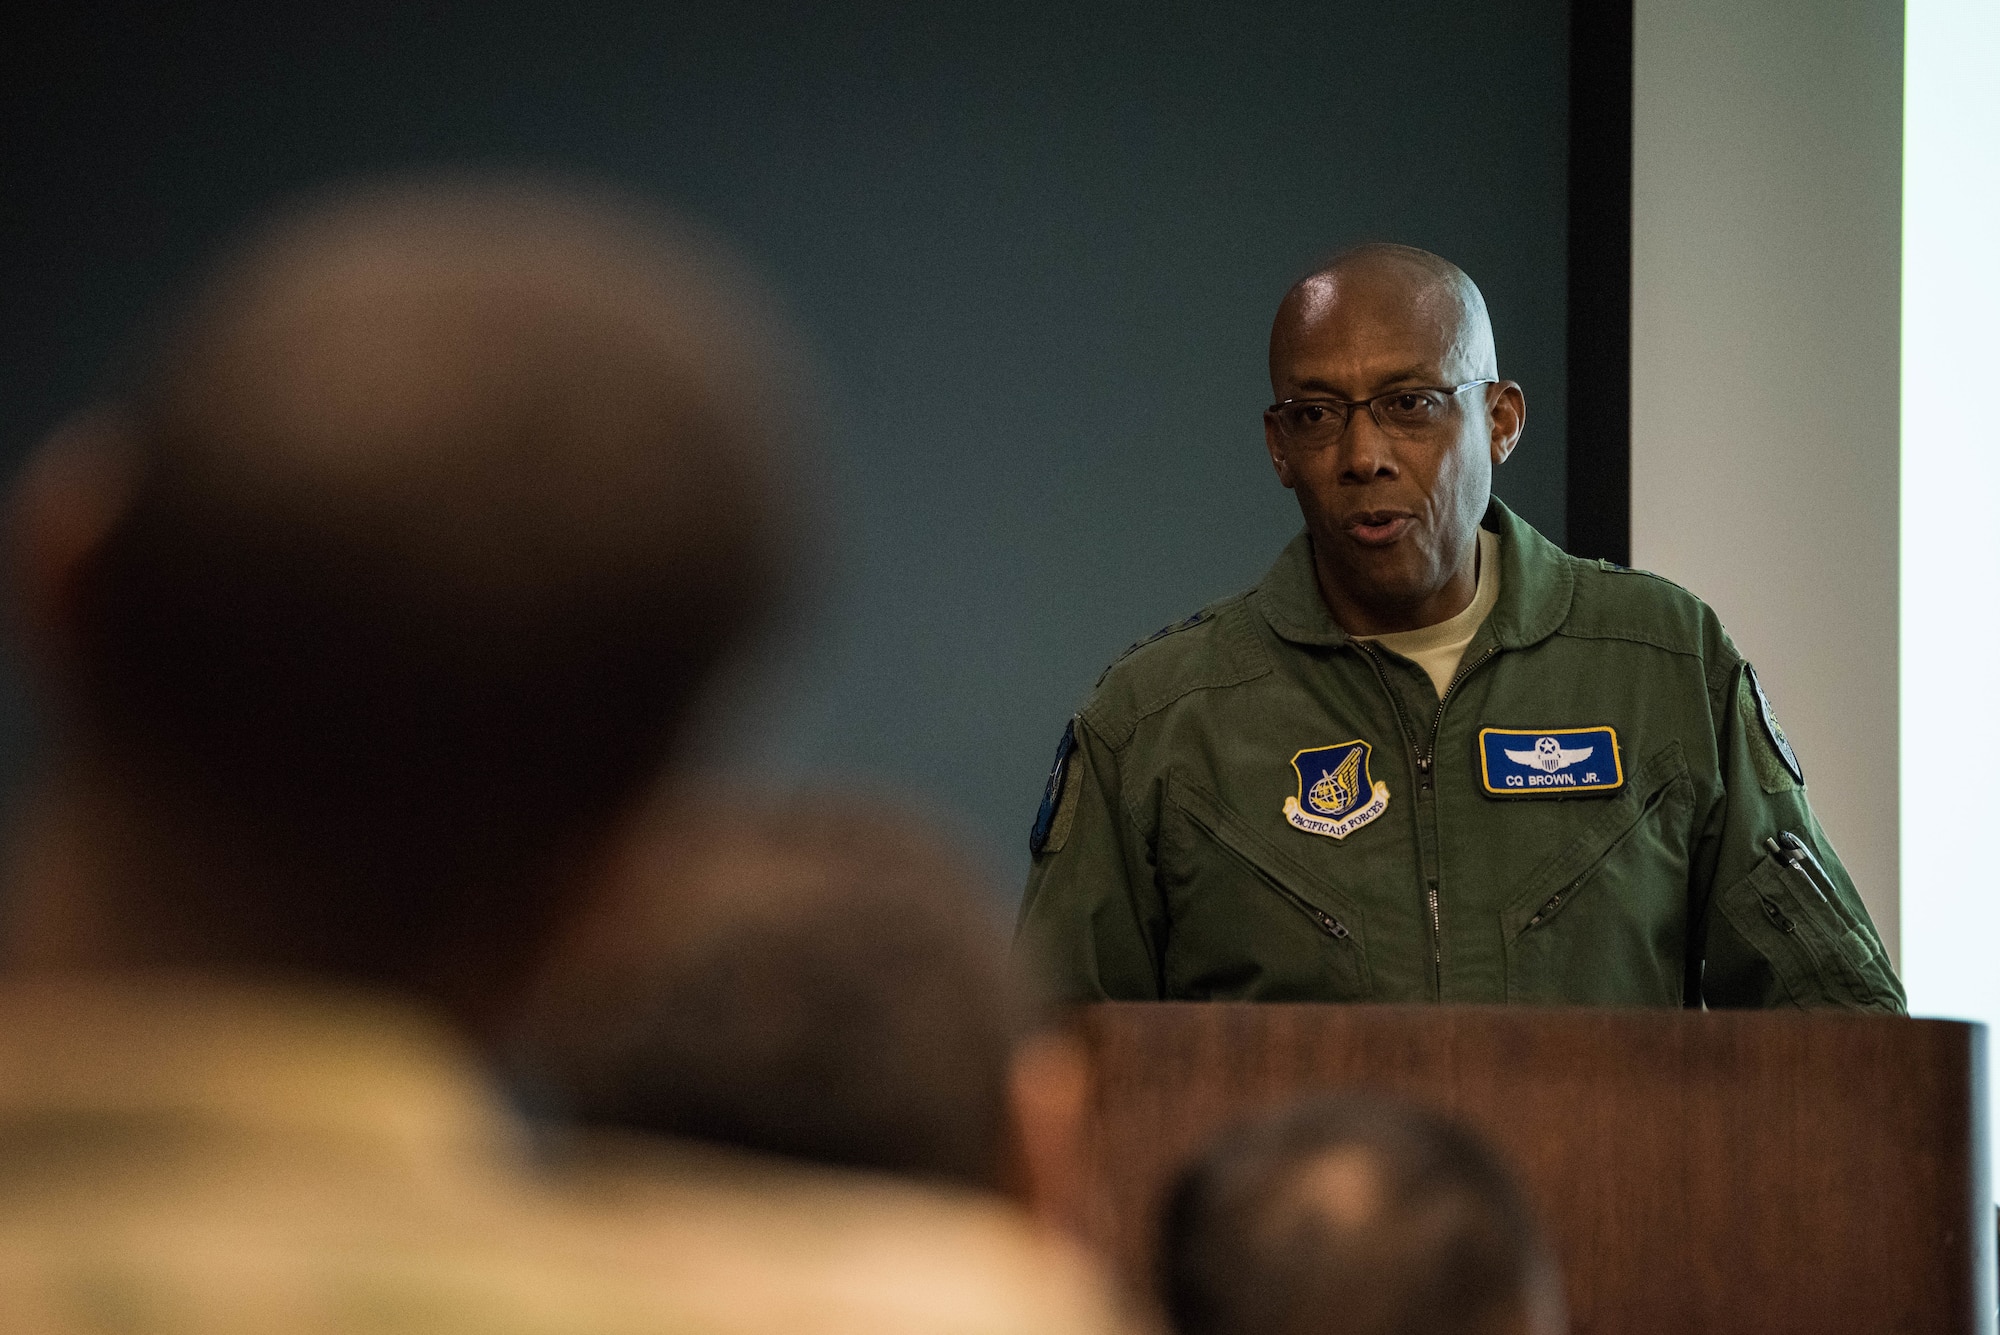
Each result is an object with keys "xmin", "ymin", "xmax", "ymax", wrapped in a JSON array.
[
  {"xmin": 522, "ymin": 788, "xmax": 1024, "ymax": 1185},
  {"xmin": 516, "ymin": 786, "xmax": 1126, "ymax": 1333},
  {"xmin": 1159, "ymin": 1095, "xmax": 1566, "ymax": 1335},
  {"xmin": 0, "ymin": 174, "xmax": 995, "ymax": 1334}
]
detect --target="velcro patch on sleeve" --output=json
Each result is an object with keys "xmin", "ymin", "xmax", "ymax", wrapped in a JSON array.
[
  {"xmin": 1739, "ymin": 663, "xmax": 1802, "ymax": 792},
  {"xmin": 1029, "ymin": 718, "xmax": 1080, "ymax": 855}
]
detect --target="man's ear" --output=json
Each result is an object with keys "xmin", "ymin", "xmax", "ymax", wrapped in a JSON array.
[
  {"xmin": 8, "ymin": 409, "xmax": 140, "ymax": 682},
  {"xmin": 1264, "ymin": 414, "xmax": 1298, "ymax": 490},
  {"xmin": 1488, "ymin": 382, "xmax": 1526, "ymax": 466}
]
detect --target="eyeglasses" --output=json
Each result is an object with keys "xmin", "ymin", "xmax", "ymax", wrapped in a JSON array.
[{"xmin": 1265, "ymin": 379, "xmax": 1497, "ymax": 445}]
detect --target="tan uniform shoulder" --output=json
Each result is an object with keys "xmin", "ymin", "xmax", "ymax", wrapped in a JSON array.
[{"xmin": 556, "ymin": 1134, "xmax": 1140, "ymax": 1335}]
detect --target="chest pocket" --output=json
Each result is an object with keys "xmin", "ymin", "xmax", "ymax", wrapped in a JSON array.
[
  {"xmin": 1158, "ymin": 775, "xmax": 1372, "ymax": 1002},
  {"xmin": 1501, "ymin": 741, "xmax": 1694, "ymax": 1005}
]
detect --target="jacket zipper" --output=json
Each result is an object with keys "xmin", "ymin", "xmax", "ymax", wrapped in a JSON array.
[
  {"xmin": 1354, "ymin": 642, "xmax": 1500, "ymax": 994},
  {"xmin": 1242, "ymin": 867, "xmax": 1352, "ymax": 941},
  {"xmin": 1426, "ymin": 648, "xmax": 1498, "ymax": 771},
  {"xmin": 1289, "ymin": 894, "xmax": 1352, "ymax": 940},
  {"xmin": 1525, "ymin": 782, "xmax": 1670, "ymax": 928},
  {"xmin": 1198, "ymin": 814, "xmax": 1351, "ymax": 941},
  {"xmin": 1353, "ymin": 645, "xmax": 1430, "ymax": 979}
]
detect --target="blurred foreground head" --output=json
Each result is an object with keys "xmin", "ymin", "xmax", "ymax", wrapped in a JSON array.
[
  {"xmin": 5, "ymin": 177, "xmax": 785, "ymax": 1026},
  {"xmin": 1160, "ymin": 1096, "xmax": 1566, "ymax": 1335},
  {"xmin": 519, "ymin": 790, "xmax": 1027, "ymax": 1191}
]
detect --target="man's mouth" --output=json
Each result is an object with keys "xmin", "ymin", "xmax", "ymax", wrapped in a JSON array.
[{"xmin": 1343, "ymin": 511, "xmax": 1415, "ymax": 547}]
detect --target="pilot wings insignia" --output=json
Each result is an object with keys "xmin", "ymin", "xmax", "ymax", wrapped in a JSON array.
[
  {"xmin": 1504, "ymin": 736, "xmax": 1594, "ymax": 773},
  {"xmin": 1318, "ymin": 747, "xmax": 1363, "ymax": 812}
]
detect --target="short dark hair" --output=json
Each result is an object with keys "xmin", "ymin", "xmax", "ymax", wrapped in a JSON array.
[
  {"xmin": 65, "ymin": 178, "xmax": 784, "ymax": 988},
  {"xmin": 1160, "ymin": 1095, "xmax": 1563, "ymax": 1335},
  {"xmin": 518, "ymin": 791, "xmax": 1022, "ymax": 1190}
]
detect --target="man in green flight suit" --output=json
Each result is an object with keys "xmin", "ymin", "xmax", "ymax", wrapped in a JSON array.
[{"xmin": 1017, "ymin": 244, "xmax": 1903, "ymax": 1012}]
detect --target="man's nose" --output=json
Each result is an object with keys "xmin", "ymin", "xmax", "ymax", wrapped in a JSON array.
[{"xmin": 1337, "ymin": 412, "xmax": 1399, "ymax": 483}]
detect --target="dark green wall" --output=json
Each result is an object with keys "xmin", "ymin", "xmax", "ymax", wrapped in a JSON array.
[{"xmin": 0, "ymin": 1, "xmax": 1570, "ymax": 892}]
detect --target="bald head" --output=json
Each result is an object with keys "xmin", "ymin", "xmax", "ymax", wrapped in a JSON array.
[
  {"xmin": 1259, "ymin": 243, "xmax": 1523, "ymax": 636},
  {"xmin": 1161, "ymin": 1096, "xmax": 1566, "ymax": 1335},
  {"xmin": 15, "ymin": 177, "xmax": 787, "ymax": 1001},
  {"xmin": 1270, "ymin": 244, "xmax": 1496, "ymax": 393}
]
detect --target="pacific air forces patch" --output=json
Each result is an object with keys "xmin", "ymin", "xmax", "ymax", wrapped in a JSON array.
[{"xmin": 1284, "ymin": 740, "xmax": 1389, "ymax": 839}]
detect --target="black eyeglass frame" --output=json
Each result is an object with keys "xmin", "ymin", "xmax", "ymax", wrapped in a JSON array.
[{"xmin": 1264, "ymin": 378, "xmax": 1499, "ymax": 441}]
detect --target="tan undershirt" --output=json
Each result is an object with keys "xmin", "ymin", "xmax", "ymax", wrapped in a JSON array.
[{"xmin": 1353, "ymin": 528, "xmax": 1500, "ymax": 699}]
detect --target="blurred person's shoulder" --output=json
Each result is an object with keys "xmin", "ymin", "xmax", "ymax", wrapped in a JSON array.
[
  {"xmin": 556, "ymin": 1131, "xmax": 1140, "ymax": 1335},
  {"xmin": 0, "ymin": 978, "xmax": 756, "ymax": 1335}
]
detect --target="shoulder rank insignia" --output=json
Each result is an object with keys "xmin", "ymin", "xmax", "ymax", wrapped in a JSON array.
[
  {"xmin": 1479, "ymin": 727, "xmax": 1624, "ymax": 795},
  {"xmin": 1284, "ymin": 741, "xmax": 1389, "ymax": 839},
  {"xmin": 1744, "ymin": 662, "xmax": 1803, "ymax": 784},
  {"xmin": 1095, "ymin": 611, "xmax": 1208, "ymax": 686}
]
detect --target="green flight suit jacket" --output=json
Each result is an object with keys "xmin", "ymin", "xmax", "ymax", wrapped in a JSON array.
[{"xmin": 1018, "ymin": 500, "xmax": 1905, "ymax": 1011}]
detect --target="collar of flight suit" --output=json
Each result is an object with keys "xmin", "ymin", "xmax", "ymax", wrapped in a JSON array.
[{"xmin": 1251, "ymin": 496, "xmax": 1575, "ymax": 653}]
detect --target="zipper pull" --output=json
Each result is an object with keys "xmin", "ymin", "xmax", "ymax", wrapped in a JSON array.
[
  {"xmin": 1313, "ymin": 910, "xmax": 1350, "ymax": 940},
  {"xmin": 1527, "ymin": 885, "xmax": 1570, "ymax": 928},
  {"xmin": 1416, "ymin": 753, "xmax": 1432, "ymax": 773}
]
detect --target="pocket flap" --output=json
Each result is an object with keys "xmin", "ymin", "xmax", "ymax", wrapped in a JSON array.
[
  {"xmin": 1717, "ymin": 856, "xmax": 1891, "ymax": 1009},
  {"xmin": 1166, "ymin": 772, "xmax": 1367, "ymax": 939},
  {"xmin": 1502, "ymin": 740, "xmax": 1690, "ymax": 937}
]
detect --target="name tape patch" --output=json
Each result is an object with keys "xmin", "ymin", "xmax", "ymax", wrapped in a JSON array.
[{"xmin": 1479, "ymin": 727, "xmax": 1623, "ymax": 795}]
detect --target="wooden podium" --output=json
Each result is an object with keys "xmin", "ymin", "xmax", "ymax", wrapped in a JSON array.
[{"xmin": 1071, "ymin": 1004, "xmax": 1993, "ymax": 1335}]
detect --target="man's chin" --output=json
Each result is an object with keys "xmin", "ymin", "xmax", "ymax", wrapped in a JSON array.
[{"xmin": 1324, "ymin": 549, "xmax": 1440, "ymax": 613}]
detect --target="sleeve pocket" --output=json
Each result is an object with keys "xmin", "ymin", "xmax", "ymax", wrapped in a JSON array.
[{"xmin": 1714, "ymin": 857, "xmax": 1895, "ymax": 1010}]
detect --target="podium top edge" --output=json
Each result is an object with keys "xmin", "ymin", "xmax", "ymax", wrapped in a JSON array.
[{"xmin": 1075, "ymin": 1000, "xmax": 1983, "ymax": 1035}]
